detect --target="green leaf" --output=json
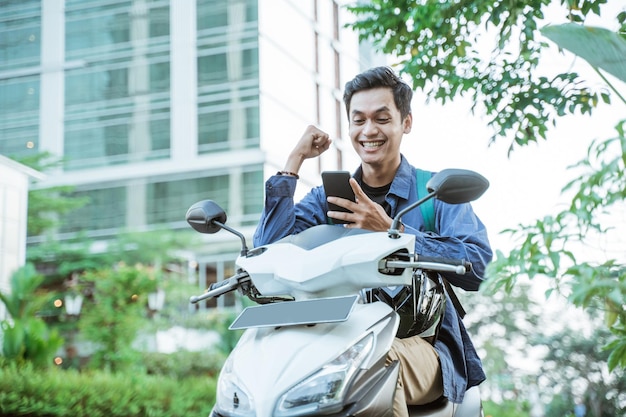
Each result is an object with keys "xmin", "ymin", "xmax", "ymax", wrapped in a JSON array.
[
  {"xmin": 607, "ymin": 338, "xmax": 626, "ymax": 371},
  {"xmin": 2, "ymin": 321, "xmax": 25, "ymax": 360},
  {"xmin": 541, "ymin": 23, "xmax": 626, "ymax": 82}
]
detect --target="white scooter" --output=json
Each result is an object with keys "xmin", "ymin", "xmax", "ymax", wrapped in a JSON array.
[{"xmin": 187, "ymin": 169, "xmax": 488, "ymax": 417}]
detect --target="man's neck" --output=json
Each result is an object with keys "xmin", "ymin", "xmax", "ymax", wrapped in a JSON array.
[{"xmin": 360, "ymin": 158, "xmax": 401, "ymax": 187}]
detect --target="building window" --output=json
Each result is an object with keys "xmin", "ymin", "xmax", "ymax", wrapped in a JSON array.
[
  {"xmin": 198, "ymin": 106, "xmax": 228, "ymax": 150},
  {"xmin": 57, "ymin": 186, "xmax": 127, "ymax": 234},
  {"xmin": 0, "ymin": 0, "xmax": 41, "ymax": 158},
  {"xmin": 197, "ymin": 97, "xmax": 260, "ymax": 153},
  {"xmin": 242, "ymin": 169, "xmax": 263, "ymax": 225},
  {"xmin": 65, "ymin": 1, "xmax": 170, "ymax": 53},
  {"xmin": 41, "ymin": 166, "xmax": 263, "ymax": 239},
  {"xmin": 197, "ymin": 0, "xmax": 258, "ymax": 31},
  {"xmin": 145, "ymin": 167, "xmax": 263, "ymax": 228},
  {"xmin": 0, "ymin": 77, "xmax": 40, "ymax": 156},
  {"xmin": 147, "ymin": 175, "xmax": 229, "ymax": 226},
  {"xmin": 196, "ymin": 0, "xmax": 260, "ymax": 154},
  {"xmin": 63, "ymin": 0, "xmax": 171, "ymax": 169},
  {"xmin": 0, "ymin": 0, "xmax": 41, "ymax": 71},
  {"xmin": 197, "ymin": 40, "xmax": 259, "ymax": 88},
  {"xmin": 64, "ymin": 106, "xmax": 171, "ymax": 170}
]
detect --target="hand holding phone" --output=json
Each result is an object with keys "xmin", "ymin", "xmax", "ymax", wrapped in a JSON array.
[{"xmin": 322, "ymin": 171, "xmax": 356, "ymax": 224}]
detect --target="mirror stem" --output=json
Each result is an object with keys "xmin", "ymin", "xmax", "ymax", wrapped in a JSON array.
[
  {"xmin": 388, "ymin": 191, "xmax": 436, "ymax": 239},
  {"xmin": 213, "ymin": 220, "xmax": 249, "ymax": 256}
]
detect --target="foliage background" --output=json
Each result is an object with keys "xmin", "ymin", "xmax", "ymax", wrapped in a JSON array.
[{"xmin": 346, "ymin": 0, "xmax": 625, "ymax": 415}]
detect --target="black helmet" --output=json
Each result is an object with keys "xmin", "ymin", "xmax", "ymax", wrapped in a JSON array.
[{"xmin": 364, "ymin": 270, "xmax": 446, "ymax": 339}]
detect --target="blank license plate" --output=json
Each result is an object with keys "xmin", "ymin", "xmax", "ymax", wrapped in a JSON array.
[{"xmin": 230, "ymin": 295, "xmax": 358, "ymax": 330}]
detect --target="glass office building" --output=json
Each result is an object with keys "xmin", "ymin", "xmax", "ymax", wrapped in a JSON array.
[{"xmin": 0, "ymin": 0, "xmax": 377, "ymax": 307}]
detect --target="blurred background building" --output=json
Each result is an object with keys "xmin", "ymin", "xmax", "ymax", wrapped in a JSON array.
[
  {"xmin": 0, "ymin": 155, "xmax": 43, "ymax": 320},
  {"xmin": 0, "ymin": 0, "xmax": 380, "ymax": 306}
]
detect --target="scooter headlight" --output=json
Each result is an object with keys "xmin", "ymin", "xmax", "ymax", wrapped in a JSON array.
[
  {"xmin": 275, "ymin": 333, "xmax": 374, "ymax": 416},
  {"xmin": 215, "ymin": 354, "xmax": 254, "ymax": 417}
]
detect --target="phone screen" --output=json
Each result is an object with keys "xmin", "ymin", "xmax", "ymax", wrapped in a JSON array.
[{"xmin": 322, "ymin": 171, "xmax": 355, "ymax": 224}]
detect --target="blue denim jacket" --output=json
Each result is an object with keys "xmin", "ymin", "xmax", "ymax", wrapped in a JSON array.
[{"xmin": 253, "ymin": 155, "xmax": 492, "ymax": 403}]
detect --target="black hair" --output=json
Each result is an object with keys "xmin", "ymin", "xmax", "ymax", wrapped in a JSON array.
[{"xmin": 342, "ymin": 66, "xmax": 413, "ymax": 120}]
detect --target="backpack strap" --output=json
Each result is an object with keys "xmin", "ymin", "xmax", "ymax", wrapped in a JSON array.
[
  {"xmin": 415, "ymin": 168, "xmax": 466, "ymax": 320},
  {"xmin": 415, "ymin": 169, "xmax": 435, "ymax": 232}
]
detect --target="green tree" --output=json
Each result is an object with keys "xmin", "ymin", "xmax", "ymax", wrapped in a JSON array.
[
  {"xmin": 108, "ymin": 229, "xmax": 198, "ymax": 267},
  {"xmin": 78, "ymin": 263, "xmax": 158, "ymax": 372},
  {"xmin": 12, "ymin": 152, "xmax": 89, "ymax": 237},
  {"xmin": 539, "ymin": 327, "xmax": 626, "ymax": 417},
  {"xmin": 347, "ymin": 0, "xmax": 626, "ymax": 369},
  {"xmin": 347, "ymin": 0, "xmax": 620, "ymax": 149},
  {"xmin": 460, "ymin": 281, "xmax": 543, "ymax": 403},
  {"xmin": 459, "ymin": 277, "xmax": 626, "ymax": 417},
  {"xmin": 13, "ymin": 152, "xmax": 98, "ymax": 284},
  {"xmin": 0, "ymin": 264, "xmax": 63, "ymax": 367}
]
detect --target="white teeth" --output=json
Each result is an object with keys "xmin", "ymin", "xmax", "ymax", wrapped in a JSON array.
[{"xmin": 363, "ymin": 141, "xmax": 384, "ymax": 148}]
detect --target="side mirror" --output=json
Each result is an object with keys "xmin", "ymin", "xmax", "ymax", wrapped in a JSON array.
[
  {"xmin": 186, "ymin": 200, "xmax": 227, "ymax": 234},
  {"xmin": 186, "ymin": 200, "xmax": 250, "ymax": 256},
  {"xmin": 427, "ymin": 168, "xmax": 489, "ymax": 204}
]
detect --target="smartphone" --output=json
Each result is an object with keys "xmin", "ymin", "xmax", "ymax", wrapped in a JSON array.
[{"xmin": 322, "ymin": 171, "xmax": 356, "ymax": 224}]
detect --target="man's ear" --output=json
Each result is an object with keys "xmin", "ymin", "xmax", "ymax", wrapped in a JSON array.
[{"xmin": 403, "ymin": 113, "xmax": 413, "ymax": 134}]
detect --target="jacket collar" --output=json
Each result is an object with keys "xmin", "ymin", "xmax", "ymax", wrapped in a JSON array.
[{"xmin": 352, "ymin": 155, "xmax": 413, "ymax": 206}]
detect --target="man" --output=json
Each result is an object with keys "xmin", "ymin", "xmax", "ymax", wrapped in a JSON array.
[{"xmin": 253, "ymin": 66, "xmax": 492, "ymax": 417}]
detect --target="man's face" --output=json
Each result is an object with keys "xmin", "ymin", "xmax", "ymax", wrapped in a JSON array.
[{"xmin": 348, "ymin": 87, "xmax": 412, "ymax": 170}]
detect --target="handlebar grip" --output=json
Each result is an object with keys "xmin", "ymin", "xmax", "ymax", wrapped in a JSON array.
[
  {"xmin": 415, "ymin": 255, "xmax": 472, "ymax": 271},
  {"xmin": 209, "ymin": 280, "xmax": 231, "ymax": 291},
  {"xmin": 190, "ymin": 271, "xmax": 251, "ymax": 304}
]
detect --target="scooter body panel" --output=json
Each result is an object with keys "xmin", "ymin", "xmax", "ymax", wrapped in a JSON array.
[
  {"xmin": 237, "ymin": 229, "xmax": 416, "ymax": 299},
  {"xmin": 222, "ymin": 301, "xmax": 399, "ymax": 416}
]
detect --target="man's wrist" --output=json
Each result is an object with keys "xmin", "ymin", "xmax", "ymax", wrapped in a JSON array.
[{"xmin": 277, "ymin": 170, "xmax": 299, "ymax": 179}]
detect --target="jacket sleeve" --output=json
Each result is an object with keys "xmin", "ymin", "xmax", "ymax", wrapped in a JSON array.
[
  {"xmin": 407, "ymin": 201, "xmax": 492, "ymax": 291},
  {"xmin": 253, "ymin": 175, "xmax": 328, "ymax": 247}
]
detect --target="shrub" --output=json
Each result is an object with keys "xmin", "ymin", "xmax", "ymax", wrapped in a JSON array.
[
  {"xmin": 79, "ymin": 264, "xmax": 158, "ymax": 372},
  {"xmin": 142, "ymin": 350, "xmax": 226, "ymax": 379},
  {"xmin": 0, "ymin": 264, "xmax": 63, "ymax": 367},
  {"xmin": 0, "ymin": 361, "xmax": 215, "ymax": 417}
]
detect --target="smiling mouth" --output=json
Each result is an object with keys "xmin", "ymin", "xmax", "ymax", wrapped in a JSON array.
[{"xmin": 361, "ymin": 140, "xmax": 385, "ymax": 149}]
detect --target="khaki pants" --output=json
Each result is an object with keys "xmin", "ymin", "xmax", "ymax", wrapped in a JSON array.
[{"xmin": 385, "ymin": 336, "xmax": 443, "ymax": 417}]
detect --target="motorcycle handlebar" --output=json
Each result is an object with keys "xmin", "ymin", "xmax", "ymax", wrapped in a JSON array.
[
  {"xmin": 189, "ymin": 271, "xmax": 250, "ymax": 303},
  {"xmin": 386, "ymin": 260, "xmax": 467, "ymax": 275},
  {"xmin": 385, "ymin": 255, "xmax": 472, "ymax": 275},
  {"xmin": 189, "ymin": 255, "xmax": 471, "ymax": 304},
  {"xmin": 414, "ymin": 255, "xmax": 472, "ymax": 272}
]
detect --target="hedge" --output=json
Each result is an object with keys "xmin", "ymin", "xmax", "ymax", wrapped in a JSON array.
[{"xmin": 0, "ymin": 363, "xmax": 216, "ymax": 417}]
